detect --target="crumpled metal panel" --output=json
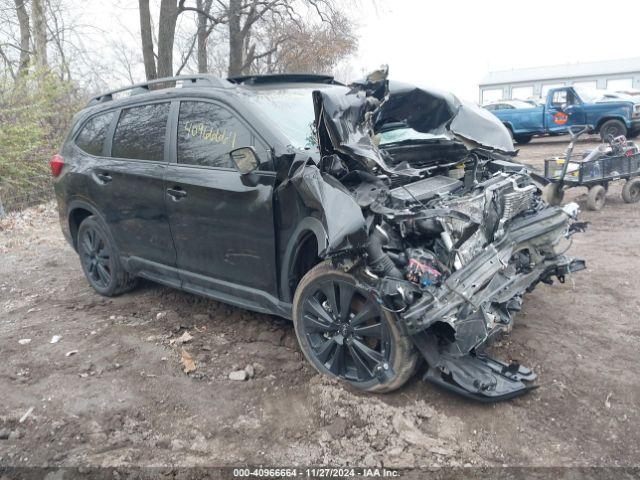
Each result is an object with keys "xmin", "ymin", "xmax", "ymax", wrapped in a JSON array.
[
  {"xmin": 448, "ymin": 103, "xmax": 516, "ymax": 153},
  {"xmin": 289, "ymin": 161, "xmax": 367, "ymax": 254},
  {"xmin": 313, "ymin": 71, "xmax": 516, "ymax": 169}
]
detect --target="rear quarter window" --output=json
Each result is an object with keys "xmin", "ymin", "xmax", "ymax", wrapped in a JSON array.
[
  {"xmin": 112, "ymin": 103, "xmax": 170, "ymax": 161},
  {"xmin": 75, "ymin": 111, "xmax": 114, "ymax": 156}
]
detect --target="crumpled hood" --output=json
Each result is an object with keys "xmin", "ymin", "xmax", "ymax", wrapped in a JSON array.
[{"xmin": 313, "ymin": 73, "xmax": 515, "ymax": 174}]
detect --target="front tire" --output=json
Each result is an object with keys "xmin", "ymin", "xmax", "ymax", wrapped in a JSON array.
[
  {"xmin": 77, "ymin": 216, "xmax": 137, "ymax": 296},
  {"xmin": 292, "ymin": 262, "xmax": 418, "ymax": 393},
  {"xmin": 599, "ymin": 119, "xmax": 627, "ymax": 141}
]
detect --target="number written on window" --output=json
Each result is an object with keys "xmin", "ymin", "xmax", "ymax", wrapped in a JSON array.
[
  {"xmin": 112, "ymin": 103, "xmax": 170, "ymax": 161},
  {"xmin": 177, "ymin": 101, "xmax": 252, "ymax": 168},
  {"xmin": 75, "ymin": 111, "xmax": 114, "ymax": 156}
]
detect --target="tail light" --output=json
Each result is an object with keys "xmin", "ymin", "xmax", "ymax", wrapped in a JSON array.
[{"xmin": 50, "ymin": 154, "xmax": 64, "ymax": 177}]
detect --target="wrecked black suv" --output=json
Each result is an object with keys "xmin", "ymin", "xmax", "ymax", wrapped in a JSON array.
[{"xmin": 53, "ymin": 69, "xmax": 585, "ymax": 401}]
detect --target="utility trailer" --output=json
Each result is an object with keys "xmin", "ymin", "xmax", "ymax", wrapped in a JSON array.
[{"xmin": 543, "ymin": 125, "xmax": 640, "ymax": 210}]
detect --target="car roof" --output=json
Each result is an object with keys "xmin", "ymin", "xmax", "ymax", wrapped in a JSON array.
[
  {"xmin": 72, "ymin": 74, "xmax": 345, "ymax": 153},
  {"xmin": 85, "ymin": 74, "xmax": 342, "ymax": 109}
]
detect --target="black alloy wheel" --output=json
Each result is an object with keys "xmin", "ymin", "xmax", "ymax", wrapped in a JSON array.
[
  {"xmin": 293, "ymin": 262, "xmax": 418, "ymax": 393},
  {"xmin": 301, "ymin": 278, "xmax": 392, "ymax": 382},
  {"xmin": 80, "ymin": 225, "xmax": 112, "ymax": 289},
  {"xmin": 76, "ymin": 215, "xmax": 137, "ymax": 296}
]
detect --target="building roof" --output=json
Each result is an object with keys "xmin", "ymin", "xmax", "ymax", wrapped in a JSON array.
[{"xmin": 480, "ymin": 57, "xmax": 640, "ymax": 87}]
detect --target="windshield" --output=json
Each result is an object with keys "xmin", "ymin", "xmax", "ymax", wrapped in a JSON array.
[
  {"xmin": 573, "ymin": 87, "xmax": 607, "ymax": 103},
  {"xmin": 240, "ymin": 85, "xmax": 347, "ymax": 150}
]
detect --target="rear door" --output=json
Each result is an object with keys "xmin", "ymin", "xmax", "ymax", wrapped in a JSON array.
[
  {"xmin": 82, "ymin": 101, "xmax": 179, "ymax": 284},
  {"xmin": 164, "ymin": 99, "xmax": 279, "ymax": 301}
]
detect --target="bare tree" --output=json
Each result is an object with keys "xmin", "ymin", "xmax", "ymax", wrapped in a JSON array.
[
  {"xmin": 45, "ymin": 0, "xmax": 72, "ymax": 80},
  {"xmin": 31, "ymin": 0, "xmax": 47, "ymax": 69},
  {"xmin": 13, "ymin": 0, "xmax": 30, "ymax": 77},
  {"xmin": 196, "ymin": 0, "xmax": 212, "ymax": 72},
  {"xmin": 156, "ymin": 0, "xmax": 179, "ymax": 78},
  {"xmin": 253, "ymin": 11, "xmax": 357, "ymax": 75},
  {"xmin": 222, "ymin": 0, "xmax": 342, "ymax": 77},
  {"xmin": 139, "ymin": 0, "xmax": 157, "ymax": 79},
  {"xmin": 138, "ymin": 0, "xmax": 225, "ymax": 80}
]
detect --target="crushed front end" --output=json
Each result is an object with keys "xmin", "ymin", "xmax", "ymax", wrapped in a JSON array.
[
  {"xmin": 366, "ymin": 171, "xmax": 585, "ymax": 401},
  {"xmin": 299, "ymin": 67, "xmax": 586, "ymax": 401}
]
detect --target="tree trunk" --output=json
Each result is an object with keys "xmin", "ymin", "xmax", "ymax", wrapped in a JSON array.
[
  {"xmin": 31, "ymin": 0, "xmax": 47, "ymax": 70},
  {"xmin": 156, "ymin": 0, "xmax": 178, "ymax": 78},
  {"xmin": 14, "ymin": 0, "xmax": 30, "ymax": 77},
  {"xmin": 227, "ymin": 0, "xmax": 244, "ymax": 77},
  {"xmin": 139, "ymin": 0, "xmax": 157, "ymax": 80},
  {"xmin": 196, "ymin": 0, "xmax": 212, "ymax": 73}
]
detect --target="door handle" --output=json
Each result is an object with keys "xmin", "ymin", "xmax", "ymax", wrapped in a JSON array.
[
  {"xmin": 95, "ymin": 172, "xmax": 112, "ymax": 184},
  {"xmin": 167, "ymin": 187, "xmax": 187, "ymax": 200}
]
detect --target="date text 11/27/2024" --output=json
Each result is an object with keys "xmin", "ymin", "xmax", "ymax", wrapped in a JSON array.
[{"xmin": 232, "ymin": 467, "xmax": 401, "ymax": 477}]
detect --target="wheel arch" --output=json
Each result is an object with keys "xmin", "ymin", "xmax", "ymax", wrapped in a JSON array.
[
  {"xmin": 67, "ymin": 200, "xmax": 101, "ymax": 251},
  {"xmin": 595, "ymin": 116, "xmax": 627, "ymax": 132},
  {"xmin": 280, "ymin": 217, "xmax": 328, "ymax": 303}
]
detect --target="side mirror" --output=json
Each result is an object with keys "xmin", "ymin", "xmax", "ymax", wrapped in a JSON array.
[{"xmin": 230, "ymin": 147, "xmax": 259, "ymax": 175}]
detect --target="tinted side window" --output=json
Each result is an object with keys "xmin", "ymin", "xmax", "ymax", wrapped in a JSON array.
[
  {"xmin": 75, "ymin": 112, "xmax": 114, "ymax": 156},
  {"xmin": 177, "ymin": 101, "xmax": 252, "ymax": 168},
  {"xmin": 112, "ymin": 103, "xmax": 170, "ymax": 161}
]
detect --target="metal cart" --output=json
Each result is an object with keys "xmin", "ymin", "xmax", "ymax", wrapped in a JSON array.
[{"xmin": 543, "ymin": 125, "xmax": 640, "ymax": 210}]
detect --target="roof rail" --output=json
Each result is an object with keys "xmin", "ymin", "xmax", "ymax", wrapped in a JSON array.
[
  {"xmin": 227, "ymin": 73, "xmax": 342, "ymax": 86},
  {"xmin": 87, "ymin": 74, "xmax": 230, "ymax": 106}
]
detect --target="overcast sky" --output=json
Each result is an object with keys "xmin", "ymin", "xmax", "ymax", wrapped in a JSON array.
[
  {"xmin": 350, "ymin": 0, "xmax": 640, "ymax": 101},
  {"xmin": 87, "ymin": 0, "xmax": 640, "ymax": 101}
]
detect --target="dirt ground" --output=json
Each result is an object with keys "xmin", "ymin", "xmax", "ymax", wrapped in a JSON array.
[{"xmin": 1, "ymin": 136, "xmax": 639, "ymax": 471}]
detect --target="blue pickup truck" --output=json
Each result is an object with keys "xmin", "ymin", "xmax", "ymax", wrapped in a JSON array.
[{"xmin": 487, "ymin": 86, "xmax": 640, "ymax": 144}]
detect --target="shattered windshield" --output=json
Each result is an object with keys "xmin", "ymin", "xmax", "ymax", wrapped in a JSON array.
[
  {"xmin": 241, "ymin": 85, "xmax": 347, "ymax": 150},
  {"xmin": 378, "ymin": 127, "xmax": 450, "ymax": 145}
]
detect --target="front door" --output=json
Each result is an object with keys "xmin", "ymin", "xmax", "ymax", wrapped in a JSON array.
[
  {"xmin": 164, "ymin": 99, "xmax": 279, "ymax": 302},
  {"xmin": 545, "ymin": 88, "xmax": 585, "ymax": 133}
]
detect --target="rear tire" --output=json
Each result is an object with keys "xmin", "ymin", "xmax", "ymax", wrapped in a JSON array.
[
  {"xmin": 622, "ymin": 178, "xmax": 640, "ymax": 203},
  {"xmin": 514, "ymin": 134, "xmax": 533, "ymax": 145},
  {"xmin": 77, "ymin": 216, "xmax": 137, "ymax": 296},
  {"xmin": 586, "ymin": 185, "xmax": 606, "ymax": 211},
  {"xmin": 599, "ymin": 119, "xmax": 627, "ymax": 141},
  {"xmin": 292, "ymin": 261, "xmax": 418, "ymax": 393},
  {"xmin": 542, "ymin": 183, "xmax": 564, "ymax": 206}
]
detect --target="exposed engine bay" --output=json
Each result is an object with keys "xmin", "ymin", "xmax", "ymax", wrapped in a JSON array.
[{"xmin": 291, "ymin": 67, "xmax": 586, "ymax": 401}]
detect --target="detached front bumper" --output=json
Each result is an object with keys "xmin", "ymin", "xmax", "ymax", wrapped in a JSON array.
[{"xmin": 397, "ymin": 204, "xmax": 585, "ymax": 401}]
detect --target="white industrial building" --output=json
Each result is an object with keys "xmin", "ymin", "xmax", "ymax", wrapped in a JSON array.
[{"xmin": 479, "ymin": 57, "xmax": 640, "ymax": 104}]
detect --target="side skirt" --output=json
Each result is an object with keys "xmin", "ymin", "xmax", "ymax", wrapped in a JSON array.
[{"xmin": 123, "ymin": 256, "xmax": 293, "ymax": 319}]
